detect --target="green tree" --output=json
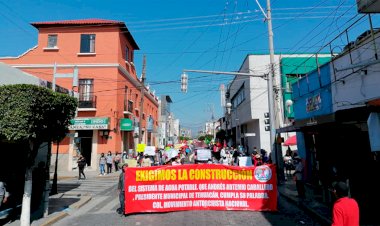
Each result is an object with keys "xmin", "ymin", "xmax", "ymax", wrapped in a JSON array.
[
  {"xmin": 0, "ymin": 84, "xmax": 77, "ymax": 226},
  {"xmin": 179, "ymin": 136, "xmax": 191, "ymax": 142}
]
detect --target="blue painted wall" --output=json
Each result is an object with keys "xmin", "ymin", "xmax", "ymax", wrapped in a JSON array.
[{"xmin": 292, "ymin": 62, "xmax": 333, "ymax": 120}]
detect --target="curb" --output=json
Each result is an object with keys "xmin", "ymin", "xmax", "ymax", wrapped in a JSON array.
[
  {"xmin": 278, "ymin": 190, "xmax": 331, "ymax": 226},
  {"xmin": 39, "ymin": 212, "xmax": 68, "ymax": 226},
  {"xmin": 69, "ymin": 196, "xmax": 92, "ymax": 209},
  {"xmin": 39, "ymin": 196, "xmax": 92, "ymax": 226}
]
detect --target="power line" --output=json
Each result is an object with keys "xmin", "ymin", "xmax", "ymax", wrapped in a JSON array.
[{"xmin": 283, "ymin": 0, "xmax": 355, "ymax": 57}]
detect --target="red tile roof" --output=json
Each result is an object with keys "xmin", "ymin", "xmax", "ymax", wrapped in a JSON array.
[
  {"xmin": 31, "ymin": 19, "xmax": 139, "ymax": 49},
  {"xmin": 31, "ymin": 19, "xmax": 124, "ymax": 26}
]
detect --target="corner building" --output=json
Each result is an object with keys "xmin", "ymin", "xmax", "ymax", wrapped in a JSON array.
[{"xmin": 0, "ymin": 19, "xmax": 159, "ymax": 171}]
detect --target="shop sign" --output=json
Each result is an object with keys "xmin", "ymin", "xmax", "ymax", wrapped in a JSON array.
[
  {"xmin": 120, "ymin": 118, "xmax": 134, "ymax": 131},
  {"xmin": 69, "ymin": 117, "xmax": 109, "ymax": 130},
  {"xmin": 306, "ymin": 93, "xmax": 321, "ymax": 113}
]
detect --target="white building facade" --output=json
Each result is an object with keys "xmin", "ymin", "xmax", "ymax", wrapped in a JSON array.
[{"xmin": 226, "ymin": 54, "xmax": 330, "ymax": 155}]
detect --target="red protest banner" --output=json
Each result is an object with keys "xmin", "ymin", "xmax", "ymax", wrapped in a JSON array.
[{"xmin": 124, "ymin": 164, "xmax": 277, "ymax": 214}]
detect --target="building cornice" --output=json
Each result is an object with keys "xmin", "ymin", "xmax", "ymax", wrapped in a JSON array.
[{"xmin": 0, "ymin": 45, "xmax": 38, "ymax": 59}]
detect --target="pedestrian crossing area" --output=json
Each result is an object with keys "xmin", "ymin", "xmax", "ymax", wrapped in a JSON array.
[
  {"xmin": 86, "ymin": 195, "xmax": 120, "ymax": 214},
  {"xmin": 57, "ymin": 175, "xmax": 119, "ymax": 196}
]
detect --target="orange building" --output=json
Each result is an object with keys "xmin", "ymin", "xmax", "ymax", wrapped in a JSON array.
[{"xmin": 0, "ymin": 19, "xmax": 159, "ymax": 171}]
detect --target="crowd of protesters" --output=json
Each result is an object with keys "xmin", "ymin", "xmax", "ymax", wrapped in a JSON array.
[{"xmin": 97, "ymin": 142, "xmax": 296, "ymax": 175}]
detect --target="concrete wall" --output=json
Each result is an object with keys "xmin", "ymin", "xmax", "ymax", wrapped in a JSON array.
[{"xmin": 332, "ymin": 31, "xmax": 380, "ymax": 111}]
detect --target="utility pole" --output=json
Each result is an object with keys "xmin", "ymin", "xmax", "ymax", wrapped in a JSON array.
[
  {"xmin": 181, "ymin": 0, "xmax": 282, "ymax": 182},
  {"xmin": 208, "ymin": 103, "xmax": 216, "ymax": 141},
  {"xmin": 265, "ymin": 0, "xmax": 284, "ymax": 183},
  {"xmin": 266, "ymin": 0, "xmax": 277, "ymax": 162},
  {"xmin": 138, "ymin": 55, "xmax": 146, "ymax": 144}
]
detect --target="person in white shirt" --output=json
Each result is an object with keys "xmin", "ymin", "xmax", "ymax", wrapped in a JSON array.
[
  {"xmin": 141, "ymin": 154, "xmax": 153, "ymax": 167},
  {"xmin": 220, "ymin": 156, "xmax": 230, "ymax": 165},
  {"xmin": 172, "ymin": 156, "xmax": 182, "ymax": 166},
  {"xmin": 220, "ymin": 148, "xmax": 226, "ymax": 158},
  {"xmin": 225, "ymin": 150, "xmax": 233, "ymax": 165}
]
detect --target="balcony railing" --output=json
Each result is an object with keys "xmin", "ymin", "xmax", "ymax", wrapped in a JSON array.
[{"xmin": 78, "ymin": 95, "xmax": 97, "ymax": 108}]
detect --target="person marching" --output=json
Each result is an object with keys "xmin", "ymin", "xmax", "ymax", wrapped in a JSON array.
[
  {"xmin": 114, "ymin": 152, "xmax": 121, "ymax": 172},
  {"xmin": 106, "ymin": 151, "xmax": 113, "ymax": 174},
  {"xmin": 99, "ymin": 153, "xmax": 106, "ymax": 176},
  {"xmin": 77, "ymin": 155, "xmax": 86, "ymax": 180},
  {"xmin": 141, "ymin": 154, "xmax": 153, "ymax": 167},
  {"xmin": 117, "ymin": 163, "xmax": 128, "ymax": 216}
]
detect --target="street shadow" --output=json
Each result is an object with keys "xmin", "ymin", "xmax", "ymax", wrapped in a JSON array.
[
  {"xmin": 47, "ymin": 197, "xmax": 80, "ymax": 215},
  {"xmin": 56, "ymin": 182, "xmax": 81, "ymax": 193},
  {"xmin": 0, "ymin": 205, "xmax": 21, "ymax": 225}
]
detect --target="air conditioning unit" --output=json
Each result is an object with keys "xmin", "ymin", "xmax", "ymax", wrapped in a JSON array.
[{"xmin": 357, "ymin": 0, "xmax": 380, "ymax": 13}]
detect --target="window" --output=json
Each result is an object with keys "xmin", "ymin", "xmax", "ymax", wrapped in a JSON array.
[
  {"xmin": 78, "ymin": 79, "xmax": 95, "ymax": 108},
  {"xmin": 47, "ymin": 35, "xmax": 57, "ymax": 48},
  {"xmin": 127, "ymin": 100, "xmax": 133, "ymax": 112},
  {"xmin": 79, "ymin": 79, "xmax": 94, "ymax": 101},
  {"xmin": 231, "ymin": 84, "xmax": 245, "ymax": 109},
  {"xmin": 125, "ymin": 46, "xmax": 129, "ymax": 61},
  {"xmin": 80, "ymin": 34, "xmax": 96, "ymax": 53},
  {"xmin": 124, "ymin": 86, "xmax": 129, "ymax": 112},
  {"xmin": 124, "ymin": 86, "xmax": 128, "ymax": 101}
]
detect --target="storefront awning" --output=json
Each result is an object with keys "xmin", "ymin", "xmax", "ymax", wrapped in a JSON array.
[
  {"xmin": 293, "ymin": 113, "xmax": 335, "ymax": 128},
  {"xmin": 283, "ymin": 135, "xmax": 297, "ymax": 146},
  {"xmin": 276, "ymin": 125, "xmax": 300, "ymax": 133}
]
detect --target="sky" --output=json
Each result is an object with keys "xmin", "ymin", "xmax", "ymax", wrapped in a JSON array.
[{"xmin": 0, "ymin": 0, "xmax": 379, "ymax": 136}]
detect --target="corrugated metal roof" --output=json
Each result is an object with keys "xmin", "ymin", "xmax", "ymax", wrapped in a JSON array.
[
  {"xmin": 0, "ymin": 62, "xmax": 42, "ymax": 85},
  {"xmin": 31, "ymin": 19, "xmax": 123, "ymax": 26}
]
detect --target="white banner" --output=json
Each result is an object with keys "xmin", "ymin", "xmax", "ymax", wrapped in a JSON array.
[
  {"xmin": 196, "ymin": 149, "xmax": 211, "ymax": 161},
  {"xmin": 144, "ymin": 146, "xmax": 156, "ymax": 156},
  {"xmin": 238, "ymin": 156, "xmax": 253, "ymax": 167}
]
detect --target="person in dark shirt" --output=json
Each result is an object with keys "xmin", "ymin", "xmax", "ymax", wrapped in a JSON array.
[
  {"xmin": 77, "ymin": 155, "xmax": 86, "ymax": 180},
  {"xmin": 117, "ymin": 163, "xmax": 128, "ymax": 216}
]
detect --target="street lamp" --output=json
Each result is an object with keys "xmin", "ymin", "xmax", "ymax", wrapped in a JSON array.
[{"xmin": 226, "ymin": 102, "xmax": 232, "ymax": 115}]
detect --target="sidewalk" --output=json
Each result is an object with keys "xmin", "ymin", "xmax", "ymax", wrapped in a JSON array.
[
  {"xmin": 2, "ymin": 169, "xmax": 120, "ymax": 226},
  {"xmin": 278, "ymin": 177, "xmax": 332, "ymax": 226}
]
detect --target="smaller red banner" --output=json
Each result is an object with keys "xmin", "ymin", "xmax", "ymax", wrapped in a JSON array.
[{"xmin": 124, "ymin": 164, "xmax": 277, "ymax": 214}]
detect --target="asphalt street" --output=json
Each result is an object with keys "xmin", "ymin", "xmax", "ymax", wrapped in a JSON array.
[{"xmin": 54, "ymin": 181, "xmax": 321, "ymax": 226}]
